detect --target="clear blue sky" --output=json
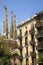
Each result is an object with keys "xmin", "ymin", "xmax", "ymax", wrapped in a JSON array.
[{"xmin": 0, "ymin": 0, "xmax": 43, "ymax": 33}]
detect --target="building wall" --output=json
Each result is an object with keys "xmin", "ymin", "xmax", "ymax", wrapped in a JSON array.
[{"xmin": 17, "ymin": 18, "xmax": 38, "ymax": 65}]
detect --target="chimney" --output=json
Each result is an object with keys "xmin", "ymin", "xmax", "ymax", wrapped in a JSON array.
[
  {"xmin": 10, "ymin": 11, "xmax": 13, "ymax": 39},
  {"xmin": 3, "ymin": 6, "xmax": 8, "ymax": 39},
  {"xmin": 13, "ymin": 15, "xmax": 16, "ymax": 39}
]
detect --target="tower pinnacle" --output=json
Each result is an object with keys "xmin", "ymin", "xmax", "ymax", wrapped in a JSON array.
[
  {"xmin": 3, "ymin": 6, "xmax": 8, "ymax": 38},
  {"xmin": 10, "ymin": 11, "xmax": 13, "ymax": 39},
  {"xmin": 13, "ymin": 15, "xmax": 16, "ymax": 39}
]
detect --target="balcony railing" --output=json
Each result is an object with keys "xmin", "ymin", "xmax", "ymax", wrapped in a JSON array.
[
  {"xmin": 38, "ymin": 54, "xmax": 43, "ymax": 65},
  {"xmin": 25, "ymin": 42, "xmax": 28, "ymax": 45},
  {"xmin": 35, "ymin": 33, "xmax": 43, "ymax": 39},
  {"xmin": 36, "ymin": 43, "xmax": 43, "ymax": 51},
  {"xmin": 29, "ymin": 29, "xmax": 34, "ymax": 35},
  {"xmin": 20, "ymin": 56, "xmax": 23, "ymax": 61},
  {"xmin": 35, "ymin": 22, "xmax": 43, "ymax": 28},
  {"xmin": 30, "ymin": 41, "xmax": 35, "ymax": 46},
  {"xmin": 30, "ymin": 51, "xmax": 36, "ymax": 58},
  {"xmin": 17, "ymin": 34, "xmax": 22, "ymax": 40},
  {"xmin": 38, "ymin": 62, "xmax": 43, "ymax": 65},
  {"xmin": 19, "ymin": 45, "xmax": 23, "ymax": 50}
]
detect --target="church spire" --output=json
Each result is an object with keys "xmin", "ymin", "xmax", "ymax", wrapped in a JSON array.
[
  {"xmin": 13, "ymin": 15, "xmax": 16, "ymax": 39},
  {"xmin": 3, "ymin": 6, "xmax": 8, "ymax": 38},
  {"xmin": 10, "ymin": 11, "xmax": 13, "ymax": 39}
]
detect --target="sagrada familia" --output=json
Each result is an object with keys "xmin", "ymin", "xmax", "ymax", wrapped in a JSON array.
[{"xmin": 0, "ymin": 6, "xmax": 43, "ymax": 65}]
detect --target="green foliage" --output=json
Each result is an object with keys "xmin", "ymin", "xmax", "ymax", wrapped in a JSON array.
[
  {"xmin": 0, "ymin": 39, "xmax": 11, "ymax": 65},
  {"xmin": 39, "ymin": 55, "xmax": 43, "ymax": 62},
  {"xmin": 0, "ymin": 39, "xmax": 3, "ymax": 48},
  {"xmin": 3, "ymin": 46, "xmax": 11, "ymax": 56},
  {"xmin": 0, "ymin": 57, "xmax": 11, "ymax": 65}
]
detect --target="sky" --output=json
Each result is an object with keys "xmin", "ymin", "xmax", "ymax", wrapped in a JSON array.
[{"xmin": 0, "ymin": 0, "xmax": 43, "ymax": 33}]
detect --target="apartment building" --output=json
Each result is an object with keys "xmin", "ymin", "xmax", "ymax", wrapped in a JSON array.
[{"xmin": 17, "ymin": 11, "xmax": 43, "ymax": 65}]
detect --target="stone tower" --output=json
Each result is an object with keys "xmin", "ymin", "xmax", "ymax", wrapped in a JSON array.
[
  {"xmin": 3, "ymin": 6, "xmax": 8, "ymax": 39},
  {"xmin": 13, "ymin": 15, "xmax": 16, "ymax": 39},
  {"xmin": 10, "ymin": 11, "xmax": 13, "ymax": 39}
]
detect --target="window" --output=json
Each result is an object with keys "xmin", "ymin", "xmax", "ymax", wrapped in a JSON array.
[
  {"xmin": 26, "ymin": 58, "xmax": 29, "ymax": 65},
  {"xmin": 20, "ymin": 29, "xmax": 22, "ymax": 35},
  {"xmin": 38, "ymin": 27, "xmax": 43, "ymax": 33},
  {"xmin": 25, "ymin": 30, "xmax": 28, "ymax": 35},
  {"xmin": 39, "ymin": 52, "xmax": 43, "ymax": 62},
  {"xmin": 38, "ymin": 18, "xmax": 41, "ymax": 23},
  {"xmin": 25, "ymin": 26, "xmax": 27, "ymax": 29},
  {"xmin": 25, "ymin": 37, "xmax": 28, "ymax": 45}
]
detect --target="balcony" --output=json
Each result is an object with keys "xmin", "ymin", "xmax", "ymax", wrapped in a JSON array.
[
  {"xmin": 38, "ymin": 55, "xmax": 43, "ymax": 65},
  {"xmin": 25, "ymin": 54, "xmax": 29, "ymax": 58},
  {"xmin": 36, "ymin": 43, "xmax": 43, "ymax": 51},
  {"xmin": 30, "ymin": 51, "xmax": 36, "ymax": 58},
  {"xmin": 35, "ymin": 33, "xmax": 43, "ymax": 39},
  {"xmin": 38, "ymin": 62, "xmax": 43, "ymax": 65},
  {"xmin": 29, "ymin": 24, "xmax": 34, "ymax": 35},
  {"xmin": 35, "ymin": 22, "xmax": 43, "ymax": 28},
  {"xmin": 25, "ymin": 42, "xmax": 28, "ymax": 45},
  {"xmin": 20, "ymin": 56, "xmax": 23, "ymax": 61},
  {"xmin": 30, "ymin": 41, "xmax": 35, "ymax": 46},
  {"xmin": 17, "ymin": 35, "xmax": 23, "ymax": 39},
  {"xmin": 19, "ymin": 45, "xmax": 23, "ymax": 50},
  {"xmin": 29, "ymin": 29, "xmax": 34, "ymax": 35}
]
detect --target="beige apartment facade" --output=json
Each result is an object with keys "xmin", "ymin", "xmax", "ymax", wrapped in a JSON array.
[{"xmin": 17, "ymin": 14, "xmax": 39, "ymax": 65}]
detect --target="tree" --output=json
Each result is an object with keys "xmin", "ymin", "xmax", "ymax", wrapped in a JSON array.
[{"xmin": 0, "ymin": 38, "xmax": 11, "ymax": 65}]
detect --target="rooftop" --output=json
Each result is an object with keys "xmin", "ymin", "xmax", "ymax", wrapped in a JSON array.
[{"xmin": 17, "ymin": 11, "xmax": 43, "ymax": 28}]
